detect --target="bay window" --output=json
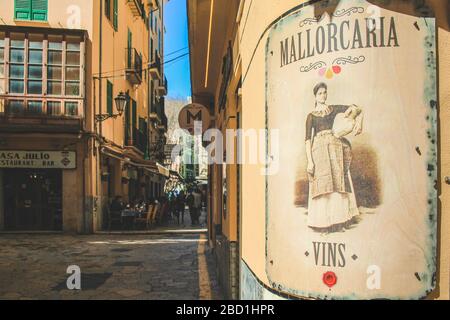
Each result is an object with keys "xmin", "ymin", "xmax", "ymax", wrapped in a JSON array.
[
  {"xmin": 47, "ymin": 36, "xmax": 63, "ymax": 95},
  {"xmin": 0, "ymin": 33, "xmax": 5, "ymax": 104},
  {"xmin": 65, "ymin": 40, "xmax": 80, "ymax": 96},
  {"xmin": 9, "ymin": 34, "xmax": 25, "ymax": 94},
  {"xmin": 47, "ymin": 100, "xmax": 61, "ymax": 115},
  {"xmin": 28, "ymin": 35, "xmax": 43, "ymax": 95},
  {"xmin": 0, "ymin": 32, "xmax": 84, "ymax": 117}
]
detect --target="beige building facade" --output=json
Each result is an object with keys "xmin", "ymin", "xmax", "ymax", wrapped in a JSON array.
[
  {"xmin": 188, "ymin": 0, "xmax": 449, "ymax": 299},
  {"xmin": 0, "ymin": 0, "xmax": 168, "ymax": 233}
]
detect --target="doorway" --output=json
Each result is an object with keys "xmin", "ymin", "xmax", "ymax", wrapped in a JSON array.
[{"xmin": 3, "ymin": 169, "xmax": 62, "ymax": 231}]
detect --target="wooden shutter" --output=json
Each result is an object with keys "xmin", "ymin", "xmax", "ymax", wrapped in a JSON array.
[
  {"xmin": 31, "ymin": 0, "xmax": 48, "ymax": 21},
  {"xmin": 107, "ymin": 80, "xmax": 113, "ymax": 115},
  {"xmin": 127, "ymin": 29, "xmax": 132, "ymax": 67},
  {"xmin": 105, "ymin": 0, "xmax": 111, "ymax": 20},
  {"xmin": 139, "ymin": 117, "xmax": 149, "ymax": 158},
  {"xmin": 113, "ymin": 0, "xmax": 118, "ymax": 31},
  {"xmin": 125, "ymin": 102, "xmax": 130, "ymax": 143},
  {"xmin": 14, "ymin": 0, "xmax": 31, "ymax": 20},
  {"xmin": 132, "ymin": 100, "xmax": 137, "ymax": 129}
]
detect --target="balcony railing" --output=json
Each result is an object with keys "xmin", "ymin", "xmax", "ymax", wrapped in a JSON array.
[
  {"xmin": 147, "ymin": 0, "xmax": 160, "ymax": 9},
  {"xmin": 125, "ymin": 48, "xmax": 143, "ymax": 85},
  {"xmin": 156, "ymin": 76, "xmax": 168, "ymax": 97},
  {"xmin": 127, "ymin": 0, "xmax": 145, "ymax": 17},
  {"xmin": 125, "ymin": 127, "xmax": 147, "ymax": 154},
  {"xmin": 0, "ymin": 96, "xmax": 83, "ymax": 132},
  {"xmin": 149, "ymin": 55, "xmax": 161, "ymax": 80},
  {"xmin": 149, "ymin": 97, "xmax": 165, "ymax": 123}
]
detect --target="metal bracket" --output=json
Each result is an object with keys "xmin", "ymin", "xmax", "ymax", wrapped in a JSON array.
[{"xmin": 95, "ymin": 113, "xmax": 121, "ymax": 123}]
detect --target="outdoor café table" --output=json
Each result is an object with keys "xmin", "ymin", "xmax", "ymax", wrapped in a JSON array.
[{"xmin": 120, "ymin": 209, "xmax": 142, "ymax": 229}]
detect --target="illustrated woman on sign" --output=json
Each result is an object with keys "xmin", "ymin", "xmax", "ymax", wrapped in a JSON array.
[{"xmin": 305, "ymin": 82, "xmax": 364, "ymax": 233}]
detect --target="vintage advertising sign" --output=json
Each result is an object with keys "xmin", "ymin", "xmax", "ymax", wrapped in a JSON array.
[
  {"xmin": 265, "ymin": 0, "xmax": 437, "ymax": 299},
  {"xmin": 0, "ymin": 151, "xmax": 76, "ymax": 169},
  {"xmin": 178, "ymin": 103, "xmax": 211, "ymax": 134}
]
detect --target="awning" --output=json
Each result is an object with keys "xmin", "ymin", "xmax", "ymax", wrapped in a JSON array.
[
  {"xmin": 101, "ymin": 145, "xmax": 162, "ymax": 176},
  {"xmin": 169, "ymin": 170, "xmax": 184, "ymax": 180},
  {"xmin": 156, "ymin": 163, "xmax": 170, "ymax": 178},
  {"xmin": 101, "ymin": 146, "xmax": 124, "ymax": 162}
]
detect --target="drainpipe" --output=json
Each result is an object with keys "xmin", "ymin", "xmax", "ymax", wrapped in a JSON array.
[{"xmin": 96, "ymin": 0, "xmax": 104, "ymax": 232}]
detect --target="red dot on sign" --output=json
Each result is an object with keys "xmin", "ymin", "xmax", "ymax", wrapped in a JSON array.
[
  {"xmin": 332, "ymin": 65, "xmax": 342, "ymax": 74},
  {"xmin": 323, "ymin": 271, "xmax": 337, "ymax": 288}
]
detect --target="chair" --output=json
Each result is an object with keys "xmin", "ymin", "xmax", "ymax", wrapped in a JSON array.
[
  {"xmin": 150, "ymin": 204, "xmax": 160, "ymax": 226},
  {"xmin": 134, "ymin": 205, "xmax": 154, "ymax": 230}
]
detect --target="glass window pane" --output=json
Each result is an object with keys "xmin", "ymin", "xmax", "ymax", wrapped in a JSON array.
[
  {"xmin": 29, "ymin": 34, "xmax": 44, "ymax": 45},
  {"xmin": 28, "ymin": 50, "xmax": 42, "ymax": 63},
  {"xmin": 10, "ymin": 64, "xmax": 24, "ymax": 78},
  {"xmin": 28, "ymin": 65, "xmax": 42, "ymax": 79},
  {"xmin": 27, "ymin": 101, "xmax": 43, "ymax": 114},
  {"xmin": 48, "ymin": 42, "xmax": 62, "ymax": 50},
  {"xmin": 48, "ymin": 51, "xmax": 62, "ymax": 64},
  {"xmin": 28, "ymin": 80, "xmax": 42, "ymax": 94},
  {"xmin": 10, "ymin": 39, "xmax": 24, "ymax": 48},
  {"xmin": 47, "ymin": 66, "xmax": 62, "ymax": 79},
  {"xmin": 65, "ymin": 102, "xmax": 78, "ymax": 116},
  {"xmin": 47, "ymin": 101, "xmax": 62, "ymax": 115},
  {"xmin": 65, "ymin": 82, "xmax": 80, "ymax": 96},
  {"xmin": 10, "ymin": 48, "xmax": 24, "ymax": 63},
  {"xmin": 8, "ymin": 100, "xmax": 25, "ymax": 114},
  {"xmin": 0, "ymin": 66, "xmax": 4, "ymax": 78},
  {"xmin": 67, "ymin": 42, "xmax": 80, "ymax": 51},
  {"xmin": 0, "ymin": 79, "xmax": 5, "ymax": 94},
  {"xmin": 29, "ymin": 41, "xmax": 43, "ymax": 49},
  {"xmin": 47, "ymin": 81, "xmax": 62, "ymax": 95},
  {"xmin": 9, "ymin": 80, "xmax": 24, "ymax": 93},
  {"xmin": 0, "ymin": 39, "xmax": 4, "ymax": 47},
  {"xmin": 66, "ymin": 52, "xmax": 80, "ymax": 65},
  {"xmin": 65, "ymin": 67, "xmax": 80, "ymax": 81},
  {"xmin": 0, "ymin": 48, "xmax": 3, "ymax": 62}
]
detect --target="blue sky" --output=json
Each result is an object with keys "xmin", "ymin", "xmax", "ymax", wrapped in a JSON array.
[{"xmin": 164, "ymin": 0, "xmax": 191, "ymax": 99}]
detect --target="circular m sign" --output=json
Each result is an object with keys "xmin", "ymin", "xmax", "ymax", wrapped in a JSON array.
[{"xmin": 178, "ymin": 103, "xmax": 211, "ymax": 134}]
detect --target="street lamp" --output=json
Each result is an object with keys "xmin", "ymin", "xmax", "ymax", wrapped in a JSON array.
[{"xmin": 95, "ymin": 92, "xmax": 129, "ymax": 123}]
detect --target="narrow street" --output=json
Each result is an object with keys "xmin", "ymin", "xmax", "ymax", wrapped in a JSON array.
[{"xmin": 0, "ymin": 211, "xmax": 223, "ymax": 300}]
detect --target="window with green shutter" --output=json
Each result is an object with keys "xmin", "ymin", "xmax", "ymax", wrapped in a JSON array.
[
  {"xmin": 132, "ymin": 99, "xmax": 137, "ymax": 129},
  {"xmin": 105, "ymin": 0, "xmax": 111, "ymax": 20},
  {"xmin": 125, "ymin": 102, "xmax": 130, "ymax": 143},
  {"xmin": 15, "ymin": 0, "xmax": 31, "ymax": 20},
  {"xmin": 31, "ymin": 0, "xmax": 47, "ymax": 21},
  {"xmin": 127, "ymin": 29, "xmax": 132, "ymax": 67},
  {"xmin": 15, "ymin": 0, "xmax": 48, "ymax": 21},
  {"xmin": 106, "ymin": 80, "xmax": 113, "ymax": 116},
  {"xmin": 113, "ymin": 0, "xmax": 118, "ymax": 31}
]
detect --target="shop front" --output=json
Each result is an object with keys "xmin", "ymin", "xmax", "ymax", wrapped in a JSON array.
[
  {"xmin": 2, "ymin": 168, "xmax": 62, "ymax": 231},
  {"xmin": 0, "ymin": 149, "xmax": 78, "ymax": 232}
]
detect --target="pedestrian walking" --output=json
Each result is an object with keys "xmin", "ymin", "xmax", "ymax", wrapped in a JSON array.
[
  {"xmin": 186, "ymin": 190, "xmax": 195, "ymax": 226},
  {"xmin": 192, "ymin": 188, "xmax": 202, "ymax": 225},
  {"xmin": 175, "ymin": 191, "xmax": 186, "ymax": 225}
]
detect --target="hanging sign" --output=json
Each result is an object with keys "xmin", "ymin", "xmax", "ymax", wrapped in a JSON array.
[
  {"xmin": 178, "ymin": 103, "xmax": 211, "ymax": 134},
  {"xmin": 265, "ymin": 0, "xmax": 437, "ymax": 299}
]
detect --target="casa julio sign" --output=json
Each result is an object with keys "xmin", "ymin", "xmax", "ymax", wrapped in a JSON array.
[
  {"xmin": 265, "ymin": 0, "xmax": 437, "ymax": 299},
  {"xmin": 0, "ymin": 151, "xmax": 76, "ymax": 169},
  {"xmin": 178, "ymin": 103, "xmax": 211, "ymax": 134}
]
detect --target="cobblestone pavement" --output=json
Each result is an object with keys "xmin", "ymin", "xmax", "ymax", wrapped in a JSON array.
[{"xmin": 0, "ymin": 228, "xmax": 223, "ymax": 300}]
